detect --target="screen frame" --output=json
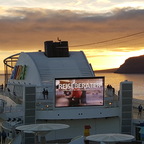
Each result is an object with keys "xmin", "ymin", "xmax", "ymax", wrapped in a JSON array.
[{"xmin": 54, "ymin": 76, "xmax": 105, "ymax": 108}]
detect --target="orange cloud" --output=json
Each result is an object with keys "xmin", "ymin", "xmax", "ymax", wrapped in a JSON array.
[
  {"xmin": 0, "ymin": 7, "xmax": 144, "ymax": 71},
  {"xmin": 0, "ymin": 7, "xmax": 143, "ymax": 51}
]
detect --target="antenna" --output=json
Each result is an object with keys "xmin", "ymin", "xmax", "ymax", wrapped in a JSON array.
[{"xmin": 57, "ymin": 37, "xmax": 61, "ymax": 42}]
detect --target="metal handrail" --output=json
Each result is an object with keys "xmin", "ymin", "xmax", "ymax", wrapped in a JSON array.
[
  {"xmin": 3, "ymin": 53, "xmax": 20, "ymax": 85},
  {"xmin": 3, "ymin": 53, "xmax": 20, "ymax": 69}
]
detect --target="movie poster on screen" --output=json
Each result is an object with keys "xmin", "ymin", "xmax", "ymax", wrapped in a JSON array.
[{"xmin": 55, "ymin": 77, "xmax": 104, "ymax": 107}]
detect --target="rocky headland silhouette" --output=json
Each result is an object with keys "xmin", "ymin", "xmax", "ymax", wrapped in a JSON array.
[
  {"xmin": 95, "ymin": 55, "xmax": 144, "ymax": 74},
  {"xmin": 115, "ymin": 55, "xmax": 144, "ymax": 74}
]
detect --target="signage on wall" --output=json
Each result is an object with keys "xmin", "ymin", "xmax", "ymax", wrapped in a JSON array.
[{"xmin": 10, "ymin": 65, "xmax": 27, "ymax": 80}]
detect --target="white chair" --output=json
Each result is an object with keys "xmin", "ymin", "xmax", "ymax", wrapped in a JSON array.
[{"xmin": 68, "ymin": 136, "xmax": 85, "ymax": 144}]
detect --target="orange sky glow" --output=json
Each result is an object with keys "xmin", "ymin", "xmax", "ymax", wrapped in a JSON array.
[{"xmin": 0, "ymin": 0, "xmax": 144, "ymax": 73}]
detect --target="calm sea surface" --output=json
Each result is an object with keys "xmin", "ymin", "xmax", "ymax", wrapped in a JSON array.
[
  {"xmin": 95, "ymin": 72, "xmax": 144, "ymax": 100},
  {"xmin": 0, "ymin": 74, "xmax": 4, "ymax": 85},
  {"xmin": 0, "ymin": 73, "xmax": 144, "ymax": 100}
]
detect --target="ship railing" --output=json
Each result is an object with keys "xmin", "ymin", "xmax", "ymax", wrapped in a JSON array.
[
  {"xmin": 4, "ymin": 105, "xmax": 23, "ymax": 114},
  {"xmin": 35, "ymin": 87, "xmax": 120, "ymax": 111},
  {"xmin": 0, "ymin": 89, "xmax": 4, "ymax": 95},
  {"xmin": 7, "ymin": 132, "xmax": 22, "ymax": 144},
  {"xmin": 0, "ymin": 87, "xmax": 23, "ymax": 105},
  {"xmin": 35, "ymin": 97, "xmax": 53, "ymax": 111},
  {"xmin": 104, "ymin": 88, "xmax": 119, "ymax": 108},
  {"xmin": 0, "ymin": 90, "xmax": 23, "ymax": 115},
  {"xmin": 2, "ymin": 120, "xmax": 22, "ymax": 130},
  {"xmin": 1, "ymin": 85, "xmax": 120, "ymax": 112},
  {"xmin": 1, "ymin": 121, "xmax": 23, "ymax": 144},
  {"xmin": 0, "ymin": 88, "xmax": 23, "ymax": 111},
  {"xmin": 35, "ymin": 86, "xmax": 54, "ymax": 111}
]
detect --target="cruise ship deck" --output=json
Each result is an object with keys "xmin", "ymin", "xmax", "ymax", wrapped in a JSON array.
[
  {"xmin": 0, "ymin": 90, "xmax": 143, "ymax": 144},
  {"xmin": 0, "ymin": 40, "xmax": 143, "ymax": 144}
]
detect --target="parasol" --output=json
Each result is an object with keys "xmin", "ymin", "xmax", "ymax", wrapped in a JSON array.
[
  {"xmin": 16, "ymin": 123, "xmax": 69, "ymax": 144},
  {"xmin": 86, "ymin": 133, "xmax": 134, "ymax": 144}
]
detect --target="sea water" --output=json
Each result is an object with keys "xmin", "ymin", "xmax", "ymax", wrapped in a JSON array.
[
  {"xmin": 0, "ymin": 73, "xmax": 144, "ymax": 100},
  {"xmin": 96, "ymin": 72, "xmax": 144, "ymax": 100},
  {"xmin": 0, "ymin": 74, "xmax": 4, "ymax": 86}
]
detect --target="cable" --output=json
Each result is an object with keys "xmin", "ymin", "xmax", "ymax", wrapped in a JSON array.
[
  {"xmin": 93, "ymin": 34, "xmax": 144, "ymax": 48},
  {"xmin": 70, "ymin": 31, "xmax": 144, "ymax": 47}
]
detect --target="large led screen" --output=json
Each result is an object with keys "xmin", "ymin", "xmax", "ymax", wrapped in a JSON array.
[{"xmin": 55, "ymin": 77, "xmax": 104, "ymax": 107}]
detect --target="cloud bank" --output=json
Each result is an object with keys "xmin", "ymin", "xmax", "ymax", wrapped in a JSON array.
[{"xmin": 0, "ymin": 7, "xmax": 144, "ymax": 53}]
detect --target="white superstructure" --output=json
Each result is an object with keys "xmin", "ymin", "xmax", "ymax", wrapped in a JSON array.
[{"xmin": 0, "ymin": 41, "xmax": 135, "ymax": 144}]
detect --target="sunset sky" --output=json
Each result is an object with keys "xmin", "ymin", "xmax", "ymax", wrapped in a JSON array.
[{"xmin": 0, "ymin": 0, "xmax": 144, "ymax": 73}]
